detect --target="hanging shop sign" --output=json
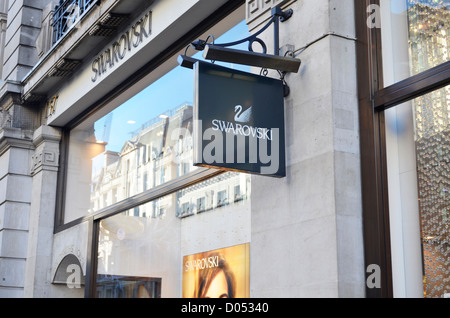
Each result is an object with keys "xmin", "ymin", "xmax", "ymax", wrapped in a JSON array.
[{"xmin": 193, "ymin": 62, "xmax": 286, "ymax": 177}]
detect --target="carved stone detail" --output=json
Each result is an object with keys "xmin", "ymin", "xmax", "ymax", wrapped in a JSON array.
[
  {"xmin": 246, "ymin": 0, "xmax": 295, "ymax": 26},
  {"xmin": 30, "ymin": 125, "xmax": 62, "ymax": 176},
  {"xmin": 0, "ymin": 107, "xmax": 12, "ymax": 129},
  {"xmin": 31, "ymin": 149, "xmax": 59, "ymax": 175}
]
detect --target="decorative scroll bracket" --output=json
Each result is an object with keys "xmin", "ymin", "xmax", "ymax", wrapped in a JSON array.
[
  {"xmin": 192, "ymin": 7, "xmax": 293, "ymax": 56},
  {"xmin": 179, "ymin": 7, "xmax": 300, "ymax": 96}
]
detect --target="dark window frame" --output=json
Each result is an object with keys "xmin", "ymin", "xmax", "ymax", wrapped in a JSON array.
[{"xmin": 355, "ymin": 0, "xmax": 450, "ymax": 298}]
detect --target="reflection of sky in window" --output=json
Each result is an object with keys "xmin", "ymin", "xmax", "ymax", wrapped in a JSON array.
[{"xmin": 94, "ymin": 20, "xmax": 250, "ymax": 153}]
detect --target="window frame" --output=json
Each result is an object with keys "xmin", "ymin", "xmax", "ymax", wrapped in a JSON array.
[{"xmin": 355, "ymin": 0, "xmax": 450, "ymax": 298}]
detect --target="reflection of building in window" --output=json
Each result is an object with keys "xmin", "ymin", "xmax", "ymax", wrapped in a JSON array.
[
  {"xmin": 152, "ymin": 198, "xmax": 165, "ymax": 218},
  {"xmin": 112, "ymin": 188, "xmax": 117, "ymax": 204},
  {"xmin": 234, "ymin": 185, "xmax": 241, "ymax": 202},
  {"xmin": 217, "ymin": 190, "xmax": 227, "ymax": 207},
  {"xmin": 103, "ymin": 193, "xmax": 108, "ymax": 209},
  {"xmin": 181, "ymin": 202, "xmax": 190, "ymax": 216},
  {"xmin": 197, "ymin": 197, "xmax": 205, "ymax": 213},
  {"xmin": 96, "ymin": 275, "xmax": 161, "ymax": 298},
  {"xmin": 90, "ymin": 103, "xmax": 251, "ymax": 219},
  {"xmin": 90, "ymin": 104, "xmax": 193, "ymax": 217},
  {"xmin": 176, "ymin": 172, "xmax": 250, "ymax": 218},
  {"xmin": 143, "ymin": 172, "xmax": 148, "ymax": 191}
]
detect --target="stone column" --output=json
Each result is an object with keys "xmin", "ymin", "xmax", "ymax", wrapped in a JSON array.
[
  {"xmin": 0, "ymin": 0, "xmax": 8, "ymax": 80},
  {"xmin": 0, "ymin": 126, "xmax": 34, "ymax": 297},
  {"xmin": 1, "ymin": 0, "xmax": 48, "ymax": 82},
  {"xmin": 23, "ymin": 125, "xmax": 61, "ymax": 297},
  {"xmin": 248, "ymin": 0, "xmax": 365, "ymax": 297}
]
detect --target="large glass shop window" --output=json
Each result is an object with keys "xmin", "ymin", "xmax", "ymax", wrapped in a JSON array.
[
  {"xmin": 380, "ymin": 0, "xmax": 449, "ymax": 86},
  {"xmin": 96, "ymin": 172, "xmax": 251, "ymax": 298},
  {"xmin": 63, "ymin": 20, "xmax": 250, "ymax": 224},
  {"xmin": 385, "ymin": 87, "xmax": 449, "ymax": 298},
  {"xmin": 381, "ymin": 1, "xmax": 449, "ymax": 298},
  {"xmin": 63, "ymin": 17, "xmax": 253, "ymax": 298},
  {"xmin": 414, "ymin": 86, "xmax": 449, "ymax": 298}
]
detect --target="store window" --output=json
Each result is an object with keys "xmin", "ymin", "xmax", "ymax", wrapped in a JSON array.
[
  {"xmin": 380, "ymin": 0, "xmax": 449, "ymax": 86},
  {"xmin": 58, "ymin": 11, "xmax": 254, "ymax": 297},
  {"xmin": 414, "ymin": 87, "xmax": 449, "ymax": 298},
  {"xmin": 62, "ymin": 19, "xmax": 251, "ymax": 224},
  {"xmin": 380, "ymin": 0, "xmax": 449, "ymax": 298},
  {"xmin": 385, "ymin": 85, "xmax": 449, "ymax": 297},
  {"xmin": 96, "ymin": 171, "xmax": 251, "ymax": 298}
]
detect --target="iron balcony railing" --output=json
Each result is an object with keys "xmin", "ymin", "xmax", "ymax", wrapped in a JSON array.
[{"xmin": 52, "ymin": 0, "xmax": 99, "ymax": 44}]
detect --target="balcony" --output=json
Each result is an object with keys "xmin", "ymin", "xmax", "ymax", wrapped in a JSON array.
[
  {"xmin": 23, "ymin": 0, "xmax": 151, "ymax": 104},
  {"xmin": 52, "ymin": 0, "xmax": 100, "ymax": 45}
]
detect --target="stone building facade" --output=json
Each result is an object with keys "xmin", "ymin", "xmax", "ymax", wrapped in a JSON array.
[{"xmin": 0, "ymin": 0, "xmax": 448, "ymax": 298}]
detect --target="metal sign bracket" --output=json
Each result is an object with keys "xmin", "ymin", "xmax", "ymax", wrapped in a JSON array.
[{"xmin": 178, "ymin": 6, "xmax": 301, "ymax": 96}]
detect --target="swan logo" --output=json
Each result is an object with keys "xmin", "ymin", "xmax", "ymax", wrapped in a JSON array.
[{"xmin": 234, "ymin": 105, "xmax": 252, "ymax": 123}]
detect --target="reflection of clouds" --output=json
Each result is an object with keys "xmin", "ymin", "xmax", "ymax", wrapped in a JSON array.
[{"xmin": 100, "ymin": 214, "xmax": 145, "ymax": 240}]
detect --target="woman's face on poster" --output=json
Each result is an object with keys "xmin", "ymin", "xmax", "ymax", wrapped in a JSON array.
[{"xmin": 203, "ymin": 270, "xmax": 229, "ymax": 298}]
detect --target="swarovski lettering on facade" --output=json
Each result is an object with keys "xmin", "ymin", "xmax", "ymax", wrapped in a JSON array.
[{"xmin": 91, "ymin": 11, "xmax": 152, "ymax": 82}]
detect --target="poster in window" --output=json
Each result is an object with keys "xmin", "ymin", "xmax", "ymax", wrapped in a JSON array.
[{"xmin": 182, "ymin": 243, "xmax": 250, "ymax": 298}]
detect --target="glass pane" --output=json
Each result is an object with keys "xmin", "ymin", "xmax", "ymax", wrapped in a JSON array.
[
  {"xmin": 63, "ymin": 20, "xmax": 250, "ymax": 223},
  {"xmin": 96, "ymin": 172, "xmax": 251, "ymax": 298},
  {"xmin": 385, "ymin": 85, "xmax": 449, "ymax": 297},
  {"xmin": 380, "ymin": 0, "xmax": 449, "ymax": 86},
  {"xmin": 414, "ymin": 85, "xmax": 449, "ymax": 297}
]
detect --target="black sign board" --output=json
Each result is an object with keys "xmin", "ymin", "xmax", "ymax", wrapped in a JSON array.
[{"xmin": 193, "ymin": 62, "xmax": 285, "ymax": 177}]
